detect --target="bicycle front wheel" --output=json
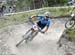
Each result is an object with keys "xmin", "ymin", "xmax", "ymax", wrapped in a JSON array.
[
  {"xmin": 16, "ymin": 38, "xmax": 25, "ymax": 47},
  {"xmin": 23, "ymin": 28, "xmax": 34, "ymax": 43},
  {"xmin": 65, "ymin": 19, "xmax": 75, "ymax": 29}
]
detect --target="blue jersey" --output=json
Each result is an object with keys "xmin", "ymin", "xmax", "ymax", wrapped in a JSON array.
[{"xmin": 38, "ymin": 15, "xmax": 51, "ymax": 27}]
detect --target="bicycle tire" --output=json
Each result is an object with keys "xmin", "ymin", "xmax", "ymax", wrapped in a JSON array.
[
  {"xmin": 23, "ymin": 28, "xmax": 34, "ymax": 43},
  {"xmin": 16, "ymin": 38, "xmax": 25, "ymax": 47},
  {"xmin": 22, "ymin": 29, "xmax": 31, "ymax": 38},
  {"xmin": 65, "ymin": 19, "xmax": 75, "ymax": 29},
  {"xmin": 29, "ymin": 32, "xmax": 38, "ymax": 41}
]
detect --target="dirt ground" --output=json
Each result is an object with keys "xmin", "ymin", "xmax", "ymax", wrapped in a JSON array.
[{"xmin": 0, "ymin": 18, "xmax": 68, "ymax": 55}]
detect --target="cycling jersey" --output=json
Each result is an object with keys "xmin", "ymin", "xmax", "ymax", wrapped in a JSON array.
[{"xmin": 37, "ymin": 15, "xmax": 51, "ymax": 29}]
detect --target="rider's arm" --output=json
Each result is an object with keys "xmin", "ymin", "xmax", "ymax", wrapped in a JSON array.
[
  {"xmin": 44, "ymin": 26, "xmax": 49, "ymax": 32},
  {"xmin": 31, "ymin": 15, "xmax": 38, "ymax": 20},
  {"xmin": 31, "ymin": 15, "xmax": 40, "ymax": 18},
  {"xmin": 44, "ymin": 20, "xmax": 50, "ymax": 33},
  {"xmin": 31, "ymin": 15, "xmax": 43, "ymax": 20}
]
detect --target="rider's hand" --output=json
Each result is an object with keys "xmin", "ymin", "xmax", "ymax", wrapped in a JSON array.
[{"xmin": 31, "ymin": 15, "xmax": 36, "ymax": 18}]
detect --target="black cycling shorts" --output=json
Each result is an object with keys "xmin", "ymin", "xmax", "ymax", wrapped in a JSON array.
[{"xmin": 37, "ymin": 21, "xmax": 46, "ymax": 29}]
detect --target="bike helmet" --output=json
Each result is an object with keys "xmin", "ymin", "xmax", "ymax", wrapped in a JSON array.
[{"xmin": 44, "ymin": 11, "xmax": 50, "ymax": 17}]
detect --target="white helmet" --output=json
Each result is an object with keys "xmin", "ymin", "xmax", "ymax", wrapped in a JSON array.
[{"xmin": 44, "ymin": 12, "xmax": 50, "ymax": 17}]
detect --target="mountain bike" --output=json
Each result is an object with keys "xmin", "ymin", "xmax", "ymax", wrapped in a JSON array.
[
  {"xmin": 65, "ymin": 12, "xmax": 75, "ymax": 29},
  {"xmin": 16, "ymin": 18, "xmax": 44, "ymax": 47}
]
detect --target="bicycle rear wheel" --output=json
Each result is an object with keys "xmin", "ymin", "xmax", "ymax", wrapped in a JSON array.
[{"xmin": 16, "ymin": 28, "xmax": 33, "ymax": 47}]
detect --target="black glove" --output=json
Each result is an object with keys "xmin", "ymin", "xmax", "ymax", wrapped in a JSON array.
[{"xmin": 41, "ymin": 31, "xmax": 45, "ymax": 34}]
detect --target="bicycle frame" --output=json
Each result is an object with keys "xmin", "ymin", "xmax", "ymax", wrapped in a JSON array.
[{"xmin": 16, "ymin": 17, "xmax": 44, "ymax": 47}]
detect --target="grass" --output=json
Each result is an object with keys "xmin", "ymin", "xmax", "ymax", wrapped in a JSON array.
[
  {"xmin": 65, "ymin": 28, "xmax": 75, "ymax": 41},
  {"xmin": 0, "ymin": 7, "xmax": 75, "ymax": 40},
  {"xmin": 0, "ymin": 7, "xmax": 73, "ymax": 29}
]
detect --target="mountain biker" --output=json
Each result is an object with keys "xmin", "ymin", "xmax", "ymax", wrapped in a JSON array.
[
  {"xmin": 31, "ymin": 12, "xmax": 51, "ymax": 34},
  {"xmin": 16, "ymin": 12, "xmax": 51, "ymax": 46}
]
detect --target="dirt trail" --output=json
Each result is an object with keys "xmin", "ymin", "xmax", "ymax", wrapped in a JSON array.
[{"xmin": 0, "ymin": 18, "xmax": 68, "ymax": 55}]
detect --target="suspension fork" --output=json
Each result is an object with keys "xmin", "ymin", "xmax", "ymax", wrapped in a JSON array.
[
  {"xmin": 25, "ymin": 28, "xmax": 34, "ymax": 38},
  {"xmin": 25, "ymin": 28, "xmax": 34, "ymax": 34},
  {"xmin": 29, "ymin": 31, "xmax": 38, "ymax": 41}
]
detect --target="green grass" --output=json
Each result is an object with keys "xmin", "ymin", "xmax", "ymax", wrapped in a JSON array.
[
  {"xmin": 0, "ymin": 7, "xmax": 75, "ymax": 40},
  {"xmin": 0, "ymin": 7, "xmax": 73, "ymax": 29},
  {"xmin": 65, "ymin": 28, "xmax": 75, "ymax": 41}
]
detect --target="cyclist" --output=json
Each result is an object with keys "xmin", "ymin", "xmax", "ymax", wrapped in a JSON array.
[
  {"xmin": 26, "ymin": 12, "xmax": 51, "ymax": 41},
  {"xmin": 31, "ymin": 12, "xmax": 51, "ymax": 34}
]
